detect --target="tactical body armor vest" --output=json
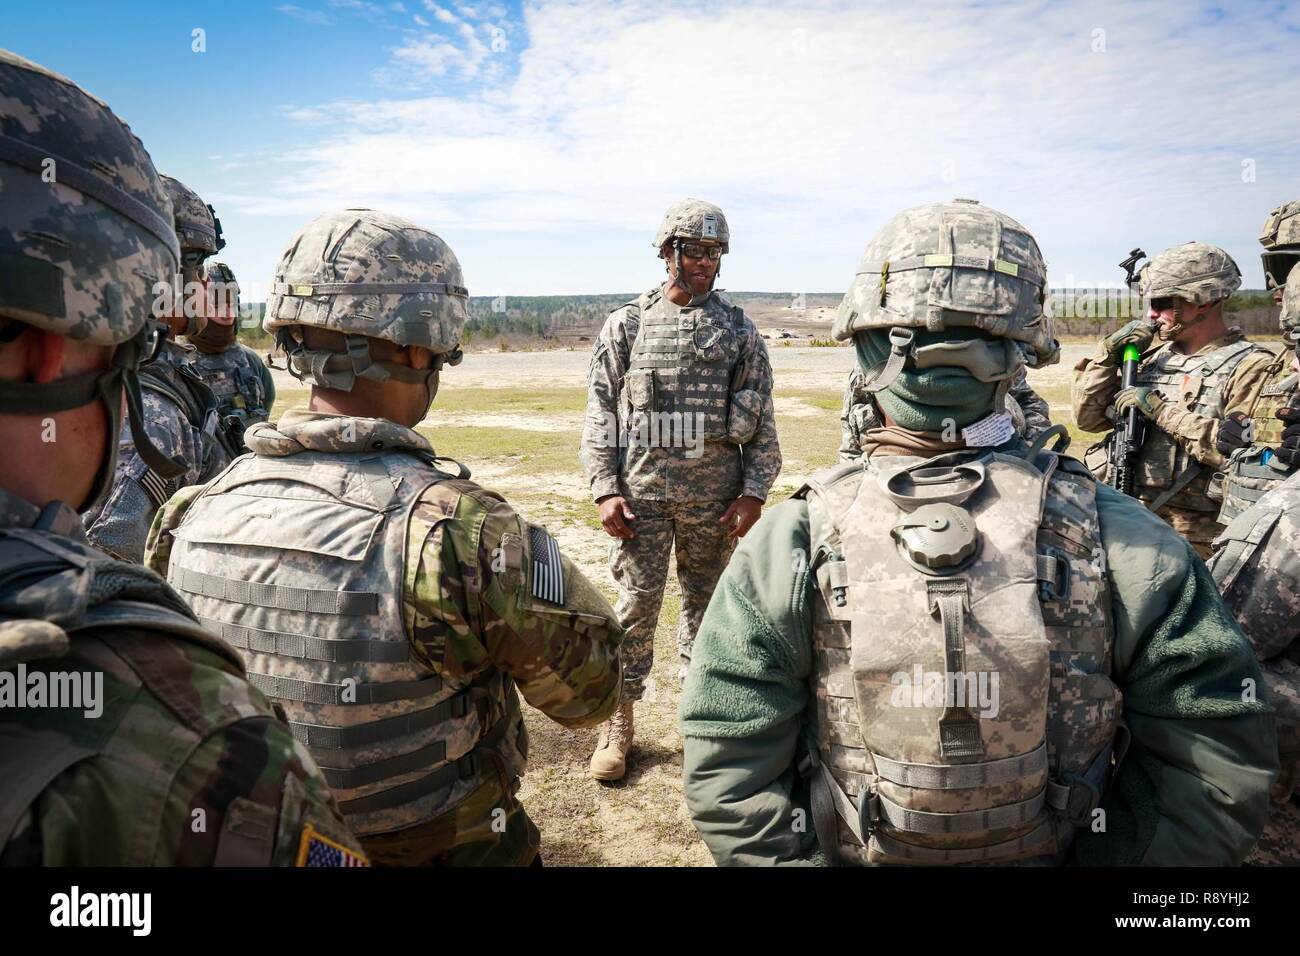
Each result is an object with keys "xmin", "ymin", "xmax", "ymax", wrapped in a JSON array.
[
  {"xmin": 142, "ymin": 341, "xmax": 237, "ymax": 462},
  {"xmin": 189, "ymin": 343, "xmax": 271, "ymax": 450},
  {"xmin": 1214, "ymin": 365, "xmax": 1298, "ymax": 524},
  {"xmin": 0, "ymin": 504, "xmax": 254, "ymax": 860},
  {"xmin": 164, "ymin": 440, "xmax": 524, "ymax": 837},
  {"xmin": 1130, "ymin": 337, "xmax": 1268, "ymax": 514},
  {"xmin": 798, "ymin": 446, "xmax": 1125, "ymax": 865},
  {"xmin": 620, "ymin": 288, "xmax": 756, "ymax": 446}
]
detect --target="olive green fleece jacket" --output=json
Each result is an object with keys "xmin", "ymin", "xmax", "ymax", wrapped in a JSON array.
[{"xmin": 680, "ymin": 450, "xmax": 1277, "ymax": 867}]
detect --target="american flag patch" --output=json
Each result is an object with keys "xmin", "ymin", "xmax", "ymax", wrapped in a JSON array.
[
  {"xmin": 529, "ymin": 525, "xmax": 566, "ymax": 606},
  {"xmin": 296, "ymin": 825, "xmax": 369, "ymax": 867},
  {"xmin": 138, "ymin": 468, "xmax": 174, "ymax": 509}
]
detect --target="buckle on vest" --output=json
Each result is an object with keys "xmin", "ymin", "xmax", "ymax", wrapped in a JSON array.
[
  {"xmin": 449, "ymin": 692, "xmax": 471, "ymax": 719},
  {"xmin": 1037, "ymin": 546, "xmax": 1072, "ymax": 603},
  {"xmin": 1059, "ymin": 773, "xmax": 1101, "ymax": 827},
  {"xmin": 857, "ymin": 788, "xmax": 881, "ymax": 838}
]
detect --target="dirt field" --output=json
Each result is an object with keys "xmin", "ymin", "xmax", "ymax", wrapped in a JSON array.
[{"xmin": 266, "ymin": 342, "xmax": 1098, "ymax": 866}]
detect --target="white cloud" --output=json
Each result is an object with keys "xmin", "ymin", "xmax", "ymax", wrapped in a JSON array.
[
  {"xmin": 247, "ymin": 0, "xmax": 1300, "ymax": 292},
  {"xmin": 413, "ymin": 13, "xmax": 429, "ymax": 25},
  {"xmin": 277, "ymin": 4, "xmax": 335, "ymax": 26}
]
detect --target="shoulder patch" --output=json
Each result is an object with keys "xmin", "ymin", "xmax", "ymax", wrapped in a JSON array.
[
  {"xmin": 528, "ymin": 525, "xmax": 565, "ymax": 606},
  {"xmin": 296, "ymin": 824, "xmax": 369, "ymax": 867}
]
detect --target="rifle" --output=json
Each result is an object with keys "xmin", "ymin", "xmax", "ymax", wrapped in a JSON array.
[
  {"xmin": 1107, "ymin": 342, "xmax": 1145, "ymax": 496},
  {"xmin": 1107, "ymin": 248, "xmax": 1148, "ymax": 497}
]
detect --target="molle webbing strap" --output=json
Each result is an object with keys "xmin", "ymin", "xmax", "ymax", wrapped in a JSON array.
[
  {"xmin": 271, "ymin": 281, "xmax": 468, "ymax": 297},
  {"xmin": 872, "ymin": 788, "xmax": 1046, "ymax": 834},
  {"xmin": 316, "ymin": 740, "xmax": 448, "ymax": 790},
  {"xmin": 287, "ymin": 687, "xmax": 481, "ymax": 751},
  {"xmin": 1145, "ymin": 462, "xmax": 1203, "ymax": 514},
  {"xmin": 197, "ymin": 616, "xmax": 411, "ymax": 664},
  {"xmin": 929, "ymin": 578, "xmax": 984, "ymax": 760},
  {"xmin": 336, "ymin": 708, "xmax": 515, "ymax": 816},
  {"xmin": 244, "ymin": 671, "xmax": 441, "ymax": 706},
  {"xmin": 858, "ymin": 254, "xmax": 1046, "ymax": 289},
  {"xmin": 870, "ymin": 820, "xmax": 1056, "ymax": 864},
  {"xmin": 173, "ymin": 567, "xmax": 379, "ymax": 616},
  {"xmin": 0, "ymin": 134, "xmax": 178, "ymax": 264},
  {"xmin": 871, "ymin": 742, "xmax": 1048, "ymax": 790}
]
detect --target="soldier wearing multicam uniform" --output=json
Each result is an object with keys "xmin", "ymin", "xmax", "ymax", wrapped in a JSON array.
[
  {"xmin": 0, "ymin": 49, "xmax": 362, "ymax": 866},
  {"xmin": 1207, "ymin": 274, "xmax": 1300, "ymax": 867},
  {"xmin": 1213, "ymin": 201, "xmax": 1300, "ymax": 523},
  {"xmin": 840, "ymin": 365, "xmax": 1053, "ymax": 462},
  {"xmin": 680, "ymin": 199, "xmax": 1276, "ymax": 866},
  {"xmin": 185, "ymin": 261, "xmax": 276, "ymax": 452},
  {"xmin": 580, "ymin": 199, "xmax": 781, "ymax": 781},
  {"xmin": 82, "ymin": 174, "xmax": 235, "ymax": 563},
  {"xmin": 1072, "ymin": 242, "xmax": 1275, "ymax": 558},
  {"xmin": 145, "ymin": 209, "xmax": 623, "ymax": 866}
]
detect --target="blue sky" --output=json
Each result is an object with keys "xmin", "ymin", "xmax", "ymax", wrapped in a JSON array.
[{"xmin": 6, "ymin": 0, "xmax": 1300, "ymax": 299}]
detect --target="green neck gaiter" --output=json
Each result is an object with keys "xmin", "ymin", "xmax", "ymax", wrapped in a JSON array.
[{"xmin": 855, "ymin": 330, "xmax": 999, "ymax": 432}]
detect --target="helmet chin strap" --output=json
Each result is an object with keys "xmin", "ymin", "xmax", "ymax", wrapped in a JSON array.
[
  {"xmin": 1157, "ymin": 300, "xmax": 1209, "ymax": 341},
  {"xmin": 669, "ymin": 239, "xmax": 720, "ymax": 300}
]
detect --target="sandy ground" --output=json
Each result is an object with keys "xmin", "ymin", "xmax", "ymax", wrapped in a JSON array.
[{"xmin": 266, "ymin": 343, "xmax": 1093, "ymax": 866}]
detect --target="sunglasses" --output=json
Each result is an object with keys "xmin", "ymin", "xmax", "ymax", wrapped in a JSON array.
[
  {"xmin": 678, "ymin": 242, "xmax": 722, "ymax": 261},
  {"xmin": 1262, "ymin": 251, "xmax": 1300, "ymax": 289},
  {"xmin": 1149, "ymin": 296, "xmax": 1177, "ymax": 312}
]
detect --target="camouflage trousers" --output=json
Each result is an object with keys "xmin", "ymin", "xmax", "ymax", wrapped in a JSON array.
[
  {"xmin": 1246, "ymin": 794, "xmax": 1300, "ymax": 866},
  {"xmin": 358, "ymin": 776, "xmax": 539, "ymax": 867},
  {"xmin": 609, "ymin": 498, "xmax": 736, "ymax": 701},
  {"xmin": 1153, "ymin": 504, "xmax": 1220, "ymax": 560}
]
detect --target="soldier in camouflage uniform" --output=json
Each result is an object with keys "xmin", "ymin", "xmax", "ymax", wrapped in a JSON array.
[
  {"xmin": 1213, "ymin": 201, "xmax": 1300, "ymax": 522},
  {"xmin": 0, "ymin": 49, "xmax": 363, "ymax": 866},
  {"xmin": 1072, "ymin": 242, "xmax": 1275, "ymax": 558},
  {"xmin": 185, "ymin": 260, "xmax": 276, "ymax": 453},
  {"xmin": 145, "ymin": 209, "xmax": 624, "ymax": 866},
  {"xmin": 1207, "ymin": 274, "xmax": 1300, "ymax": 866},
  {"xmin": 681, "ymin": 200, "xmax": 1275, "ymax": 866},
  {"xmin": 840, "ymin": 365, "xmax": 1053, "ymax": 462},
  {"xmin": 82, "ymin": 174, "xmax": 235, "ymax": 563},
  {"xmin": 580, "ymin": 199, "xmax": 781, "ymax": 781}
]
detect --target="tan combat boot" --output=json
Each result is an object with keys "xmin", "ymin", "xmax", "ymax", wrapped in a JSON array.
[{"xmin": 589, "ymin": 701, "xmax": 635, "ymax": 781}]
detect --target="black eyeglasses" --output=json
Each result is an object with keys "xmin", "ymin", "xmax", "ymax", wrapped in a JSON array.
[
  {"xmin": 1262, "ymin": 251, "xmax": 1300, "ymax": 289},
  {"xmin": 678, "ymin": 242, "xmax": 722, "ymax": 261}
]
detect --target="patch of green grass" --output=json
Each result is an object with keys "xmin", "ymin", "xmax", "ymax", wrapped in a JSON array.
[
  {"xmin": 782, "ymin": 389, "xmax": 843, "ymax": 412},
  {"xmin": 269, "ymin": 387, "xmax": 310, "ymax": 421},
  {"xmin": 431, "ymin": 384, "xmax": 589, "ymax": 416},
  {"xmin": 416, "ymin": 424, "xmax": 582, "ymax": 477}
]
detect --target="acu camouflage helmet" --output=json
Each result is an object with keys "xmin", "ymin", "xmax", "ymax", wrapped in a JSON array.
[
  {"xmin": 0, "ymin": 49, "xmax": 178, "ymax": 345},
  {"xmin": 1138, "ymin": 241, "xmax": 1241, "ymax": 306},
  {"xmin": 653, "ymin": 199, "xmax": 730, "ymax": 254},
  {"xmin": 264, "ymin": 209, "xmax": 467, "ymax": 393},
  {"xmin": 160, "ymin": 174, "xmax": 222, "ymax": 259},
  {"xmin": 1259, "ymin": 200, "xmax": 1300, "ymax": 291},
  {"xmin": 833, "ymin": 199, "xmax": 1056, "ymax": 370},
  {"xmin": 0, "ymin": 49, "xmax": 190, "ymax": 509}
]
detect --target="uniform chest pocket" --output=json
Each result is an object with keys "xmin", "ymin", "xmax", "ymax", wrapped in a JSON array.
[
  {"xmin": 623, "ymin": 368, "xmax": 656, "ymax": 411},
  {"xmin": 691, "ymin": 321, "xmax": 737, "ymax": 363}
]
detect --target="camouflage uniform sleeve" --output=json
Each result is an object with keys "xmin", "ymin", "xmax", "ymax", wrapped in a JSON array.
[
  {"xmin": 1009, "ymin": 368, "xmax": 1053, "ymax": 442},
  {"xmin": 1071, "ymin": 353, "xmax": 1121, "ymax": 434},
  {"xmin": 735, "ymin": 320, "xmax": 782, "ymax": 501},
  {"xmin": 579, "ymin": 309, "xmax": 635, "ymax": 502},
  {"xmin": 838, "ymin": 369, "xmax": 866, "ymax": 462},
  {"xmin": 406, "ymin": 483, "xmax": 623, "ymax": 727},
  {"xmin": 1151, "ymin": 349, "xmax": 1275, "ymax": 470},
  {"xmin": 680, "ymin": 498, "xmax": 819, "ymax": 865},
  {"xmin": 142, "ymin": 481, "xmax": 208, "ymax": 577},
  {"xmin": 1069, "ymin": 485, "xmax": 1277, "ymax": 866},
  {"xmin": 84, "ymin": 394, "xmax": 208, "ymax": 563}
]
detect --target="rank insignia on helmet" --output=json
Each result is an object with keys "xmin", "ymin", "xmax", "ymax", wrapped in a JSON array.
[{"xmin": 296, "ymin": 825, "xmax": 370, "ymax": 867}]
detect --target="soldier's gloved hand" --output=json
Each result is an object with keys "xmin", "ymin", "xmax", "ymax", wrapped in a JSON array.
[
  {"xmin": 597, "ymin": 495, "xmax": 637, "ymax": 539},
  {"xmin": 1095, "ymin": 320, "xmax": 1158, "ymax": 367},
  {"xmin": 720, "ymin": 495, "xmax": 763, "ymax": 540},
  {"xmin": 1114, "ymin": 386, "xmax": 1166, "ymax": 420},
  {"xmin": 1275, "ymin": 406, "xmax": 1300, "ymax": 468},
  {"xmin": 1215, "ymin": 411, "xmax": 1253, "ymax": 456}
]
